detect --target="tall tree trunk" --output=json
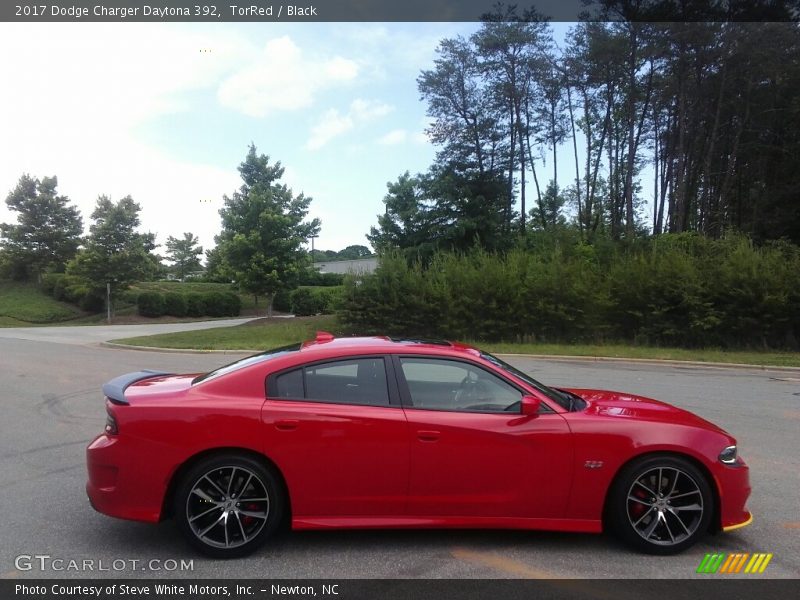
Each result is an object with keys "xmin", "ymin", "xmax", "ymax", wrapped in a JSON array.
[{"xmin": 567, "ymin": 84, "xmax": 583, "ymax": 238}]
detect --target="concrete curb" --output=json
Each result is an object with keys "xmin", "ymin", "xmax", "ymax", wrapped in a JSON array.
[
  {"xmin": 99, "ymin": 341, "xmax": 254, "ymax": 354},
  {"xmin": 100, "ymin": 341, "xmax": 800, "ymax": 373}
]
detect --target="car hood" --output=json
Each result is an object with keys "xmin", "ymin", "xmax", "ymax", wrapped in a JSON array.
[{"xmin": 563, "ymin": 388, "xmax": 727, "ymax": 433}]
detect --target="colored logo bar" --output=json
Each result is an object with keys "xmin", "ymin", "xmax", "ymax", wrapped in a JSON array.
[{"xmin": 696, "ymin": 553, "xmax": 773, "ymax": 574}]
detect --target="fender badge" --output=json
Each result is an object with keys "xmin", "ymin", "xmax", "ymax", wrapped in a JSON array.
[{"xmin": 584, "ymin": 460, "xmax": 604, "ymax": 469}]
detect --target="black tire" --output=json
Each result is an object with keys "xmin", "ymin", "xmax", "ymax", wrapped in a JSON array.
[
  {"xmin": 607, "ymin": 454, "xmax": 713, "ymax": 555},
  {"xmin": 173, "ymin": 453, "xmax": 285, "ymax": 558}
]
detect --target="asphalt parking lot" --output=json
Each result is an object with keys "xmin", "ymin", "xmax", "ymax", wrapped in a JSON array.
[{"xmin": 0, "ymin": 326, "xmax": 797, "ymax": 580}]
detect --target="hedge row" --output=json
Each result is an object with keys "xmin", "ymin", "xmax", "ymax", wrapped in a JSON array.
[
  {"xmin": 137, "ymin": 290, "xmax": 241, "ymax": 318},
  {"xmin": 290, "ymin": 286, "xmax": 343, "ymax": 316},
  {"xmin": 41, "ymin": 273, "xmax": 104, "ymax": 312},
  {"xmin": 339, "ymin": 234, "xmax": 800, "ymax": 349}
]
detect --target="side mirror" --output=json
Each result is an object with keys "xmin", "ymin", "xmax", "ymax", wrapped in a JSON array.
[{"xmin": 521, "ymin": 395, "xmax": 541, "ymax": 417}]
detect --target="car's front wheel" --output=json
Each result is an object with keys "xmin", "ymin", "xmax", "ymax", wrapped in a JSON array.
[
  {"xmin": 608, "ymin": 454, "xmax": 713, "ymax": 555},
  {"xmin": 174, "ymin": 453, "xmax": 284, "ymax": 558}
]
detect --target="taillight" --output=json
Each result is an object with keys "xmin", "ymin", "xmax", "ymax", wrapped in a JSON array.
[{"xmin": 105, "ymin": 409, "xmax": 119, "ymax": 435}]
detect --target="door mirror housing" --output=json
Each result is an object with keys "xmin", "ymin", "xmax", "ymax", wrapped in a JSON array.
[{"xmin": 521, "ymin": 395, "xmax": 541, "ymax": 416}]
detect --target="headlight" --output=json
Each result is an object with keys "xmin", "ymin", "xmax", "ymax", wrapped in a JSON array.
[{"xmin": 719, "ymin": 445, "xmax": 737, "ymax": 464}]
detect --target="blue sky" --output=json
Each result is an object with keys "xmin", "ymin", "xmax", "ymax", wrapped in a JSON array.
[{"xmin": 0, "ymin": 21, "xmax": 580, "ymax": 256}]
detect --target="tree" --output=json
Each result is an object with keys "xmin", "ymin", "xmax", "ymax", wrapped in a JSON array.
[
  {"xmin": 68, "ymin": 195, "xmax": 159, "ymax": 305},
  {"xmin": 165, "ymin": 232, "xmax": 203, "ymax": 280},
  {"xmin": 214, "ymin": 145, "xmax": 320, "ymax": 316},
  {"xmin": 367, "ymin": 172, "xmax": 437, "ymax": 256},
  {"xmin": 337, "ymin": 245, "xmax": 372, "ymax": 260},
  {"xmin": 0, "ymin": 174, "xmax": 83, "ymax": 281}
]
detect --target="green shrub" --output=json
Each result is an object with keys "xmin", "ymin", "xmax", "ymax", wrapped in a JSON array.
[
  {"xmin": 163, "ymin": 292, "xmax": 187, "ymax": 317},
  {"xmin": 79, "ymin": 291, "xmax": 105, "ymax": 313},
  {"xmin": 63, "ymin": 282, "xmax": 89, "ymax": 305},
  {"xmin": 138, "ymin": 291, "xmax": 166, "ymax": 317},
  {"xmin": 314, "ymin": 286, "xmax": 344, "ymax": 314},
  {"xmin": 291, "ymin": 288, "xmax": 322, "ymax": 316},
  {"xmin": 221, "ymin": 292, "xmax": 242, "ymax": 317},
  {"xmin": 41, "ymin": 273, "xmax": 64, "ymax": 296},
  {"xmin": 52, "ymin": 277, "xmax": 68, "ymax": 301},
  {"xmin": 202, "ymin": 291, "xmax": 228, "ymax": 317},
  {"xmin": 118, "ymin": 289, "xmax": 140, "ymax": 307},
  {"xmin": 338, "ymin": 233, "xmax": 800, "ymax": 349},
  {"xmin": 273, "ymin": 288, "xmax": 292, "ymax": 312},
  {"xmin": 185, "ymin": 293, "xmax": 206, "ymax": 317}
]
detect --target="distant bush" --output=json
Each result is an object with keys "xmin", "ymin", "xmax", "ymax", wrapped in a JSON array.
[
  {"xmin": 118, "ymin": 289, "xmax": 140, "ymax": 307},
  {"xmin": 273, "ymin": 288, "xmax": 292, "ymax": 312},
  {"xmin": 137, "ymin": 291, "xmax": 166, "ymax": 317},
  {"xmin": 339, "ymin": 233, "xmax": 800, "ymax": 349},
  {"xmin": 51, "ymin": 277, "xmax": 68, "ymax": 301},
  {"xmin": 291, "ymin": 288, "xmax": 321, "ymax": 316},
  {"xmin": 221, "ymin": 292, "xmax": 242, "ymax": 317},
  {"xmin": 202, "ymin": 291, "xmax": 228, "ymax": 317},
  {"xmin": 313, "ymin": 286, "xmax": 344, "ymax": 314},
  {"xmin": 185, "ymin": 293, "xmax": 206, "ymax": 317},
  {"xmin": 41, "ymin": 273, "xmax": 64, "ymax": 296},
  {"xmin": 79, "ymin": 292, "xmax": 105, "ymax": 313},
  {"xmin": 163, "ymin": 292, "xmax": 187, "ymax": 317},
  {"xmin": 298, "ymin": 270, "xmax": 345, "ymax": 287}
]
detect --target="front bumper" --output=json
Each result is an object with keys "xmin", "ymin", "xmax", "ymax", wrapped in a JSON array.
[{"xmin": 714, "ymin": 458, "xmax": 752, "ymax": 533}]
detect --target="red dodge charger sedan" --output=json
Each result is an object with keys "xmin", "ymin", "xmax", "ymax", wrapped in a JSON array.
[{"xmin": 87, "ymin": 332, "xmax": 752, "ymax": 557}]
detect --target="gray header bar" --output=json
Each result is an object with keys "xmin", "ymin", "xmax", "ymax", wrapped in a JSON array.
[
  {"xmin": 3, "ymin": 1, "xmax": 799, "ymax": 23},
  {"xmin": 4, "ymin": 1, "xmax": 575, "ymax": 22}
]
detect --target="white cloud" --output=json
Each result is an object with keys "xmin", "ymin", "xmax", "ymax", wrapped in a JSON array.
[
  {"xmin": 306, "ymin": 99, "xmax": 394, "ymax": 150},
  {"xmin": 378, "ymin": 129, "xmax": 408, "ymax": 145},
  {"xmin": 0, "ymin": 23, "xmax": 247, "ymax": 252},
  {"xmin": 217, "ymin": 35, "xmax": 359, "ymax": 118},
  {"xmin": 306, "ymin": 109, "xmax": 354, "ymax": 151}
]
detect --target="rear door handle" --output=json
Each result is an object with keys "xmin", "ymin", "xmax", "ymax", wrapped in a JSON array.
[
  {"xmin": 417, "ymin": 430, "xmax": 440, "ymax": 442},
  {"xmin": 275, "ymin": 419, "xmax": 299, "ymax": 431}
]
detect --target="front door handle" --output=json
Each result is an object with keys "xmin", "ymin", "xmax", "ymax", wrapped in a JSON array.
[
  {"xmin": 275, "ymin": 419, "xmax": 299, "ymax": 431},
  {"xmin": 417, "ymin": 430, "xmax": 440, "ymax": 442}
]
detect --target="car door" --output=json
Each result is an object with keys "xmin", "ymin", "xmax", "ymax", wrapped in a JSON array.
[
  {"xmin": 395, "ymin": 356, "xmax": 573, "ymax": 520},
  {"xmin": 262, "ymin": 356, "xmax": 410, "ymax": 518}
]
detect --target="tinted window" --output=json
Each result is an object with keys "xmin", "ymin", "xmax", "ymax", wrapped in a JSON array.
[
  {"xmin": 193, "ymin": 344, "xmax": 301, "ymax": 385},
  {"xmin": 400, "ymin": 358, "xmax": 522, "ymax": 413},
  {"xmin": 305, "ymin": 358, "xmax": 389, "ymax": 406},
  {"xmin": 269, "ymin": 358, "xmax": 390, "ymax": 407},
  {"xmin": 275, "ymin": 369, "xmax": 304, "ymax": 398}
]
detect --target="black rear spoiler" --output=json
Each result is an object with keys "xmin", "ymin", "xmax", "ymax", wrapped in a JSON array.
[{"xmin": 102, "ymin": 370, "xmax": 171, "ymax": 405}]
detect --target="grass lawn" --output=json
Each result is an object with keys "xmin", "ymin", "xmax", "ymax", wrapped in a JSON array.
[
  {"xmin": 478, "ymin": 341, "xmax": 800, "ymax": 368},
  {"xmin": 109, "ymin": 315, "xmax": 800, "ymax": 367},
  {"xmin": 0, "ymin": 281, "xmax": 84, "ymax": 324},
  {"xmin": 111, "ymin": 315, "xmax": 342, "ymax": 350}
]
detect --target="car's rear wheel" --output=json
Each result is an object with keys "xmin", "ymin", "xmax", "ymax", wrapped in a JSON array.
[
  {"xmin": 608, "ymin": 454, "xmax": 713, "ymax": 555},
  {"xmin": 174, "ymin": 454, "xmax": 284, "ymax": 558}
]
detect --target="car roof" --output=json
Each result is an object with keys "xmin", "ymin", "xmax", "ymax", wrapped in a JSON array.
[{"xmin": 299, "ymin": 331, "xmax": 480, "ymax": 357}]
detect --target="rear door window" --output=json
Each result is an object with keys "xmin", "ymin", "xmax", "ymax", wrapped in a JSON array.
[{"xmin": 271, "ymin": 357, "xmax": 390, "ymax": 407}]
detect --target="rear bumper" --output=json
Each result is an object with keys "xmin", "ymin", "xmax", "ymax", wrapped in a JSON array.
[{"xmin": 86, "ymin": 434, "xmax": 164, "ymax": 523}]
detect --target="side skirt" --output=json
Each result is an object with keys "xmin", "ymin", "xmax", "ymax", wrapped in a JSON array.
[{"xmin": 292, "ymin": 516, "xmax": 602, "ymax": 533}]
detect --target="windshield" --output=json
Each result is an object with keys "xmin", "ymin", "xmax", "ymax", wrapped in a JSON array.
[
  {"xmin": 479, "ymin": 352, "xmax": 575, "ymax": 411},
  {"xmin": 192, "ymin": 343, "xmax": 302, "ymax": 385}
]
